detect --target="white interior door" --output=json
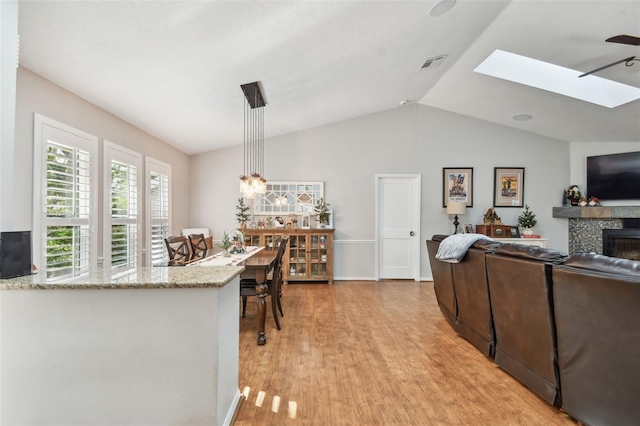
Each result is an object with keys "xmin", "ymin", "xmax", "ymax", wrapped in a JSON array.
[{"xmin": 376, "ymin": 174, "xmax": 421, "ymax": 280}]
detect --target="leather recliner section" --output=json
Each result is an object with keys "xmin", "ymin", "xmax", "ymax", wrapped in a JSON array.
[
  {"xmin": 552, "ymin": 254, "xmax": 640, "ymax": 426},
  {"xmin": 451, "ymin": 240, "xmax": 501, "ymax": 357},
  {"xmin": 485, "ymin": 246, "xmax": 568, "ymax": 406}
]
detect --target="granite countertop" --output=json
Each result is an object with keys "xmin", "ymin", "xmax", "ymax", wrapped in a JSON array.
[{"xmin": 0, "ymin": 266, "xmax": 244, "ymax": 290}]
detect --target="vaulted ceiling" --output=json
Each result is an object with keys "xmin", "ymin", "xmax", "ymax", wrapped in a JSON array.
[{"xmin": 17, "ymin": 0, "xmax": 640, "ymax": 155}]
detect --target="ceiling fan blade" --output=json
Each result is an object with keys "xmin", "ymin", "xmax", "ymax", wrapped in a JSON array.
[
  {"xmin": 578, "ymin": 56, "xmax": 636, "ymax": 78},
  {"xmin": 606, "ymin": 35, "xmax": 640, "ymax": 46}
]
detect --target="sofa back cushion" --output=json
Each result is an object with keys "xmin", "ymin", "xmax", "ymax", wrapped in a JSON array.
[
  {"xmin": 494, "ymin": 243, "xmax": 567, "ymax": 263},
  {"xmin": 552, "ymin": 264, "xmax": 640, "ymax": 425},
  {"xmin": 485, "ymin": 253, "xmax": 560, "ymax": 404},
  {"xmin": 452, "ymin": 244, "xmax": 497, "ymax": 357},
  {"xmin": 563, "ymin": 252, "xmax": 640, "ymax": 276}
]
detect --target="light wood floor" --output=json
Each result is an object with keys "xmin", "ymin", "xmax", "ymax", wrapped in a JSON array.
[{"xmin": 234, "ymin": 281, "xmax": 577, "ymax": 425}]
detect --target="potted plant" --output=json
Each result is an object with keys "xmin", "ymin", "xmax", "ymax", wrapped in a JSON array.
[
  {"xmin": 314, "ymin": 197, "xmax": 331, "ymax": 228},
  {"xmin": 236, "ymin": 198, "xmax": 251, "ymax": 230},
  {"xmin": 218, "ymin": 231, "xmax": 233, "ymax": 257},
  {"xmin": 517, "ymin": 205, "xmax": 537, "ymax": 235}
]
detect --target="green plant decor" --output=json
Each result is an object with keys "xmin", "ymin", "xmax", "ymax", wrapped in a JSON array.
[
  {"xmin": 218, "ymin": 231, "xmax": 233, "ymax": 251},
  {"xmin": 517, "ymin": 205, "xmax": 538, "ymax": 228},
  {"xmin": 235, "ymin": 198, "xmax": 251, "ymax": 225},
  {"xmin": 314, "ymin": 197, "xmax": 331, "ymax": 224}
]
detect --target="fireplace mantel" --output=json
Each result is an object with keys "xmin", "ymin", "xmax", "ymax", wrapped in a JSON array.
[
  {"xmin": 552, "ymin": 206, "xmax": 640, "ymax": 219},
  {"xmin": 553, "ymin": 206, "xmax": 640, "ymax": 255}
]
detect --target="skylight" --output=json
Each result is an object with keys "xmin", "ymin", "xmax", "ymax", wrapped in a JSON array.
[{"xmin": 474, "ymin": 50, "xmax": 640, "ymax": 108}]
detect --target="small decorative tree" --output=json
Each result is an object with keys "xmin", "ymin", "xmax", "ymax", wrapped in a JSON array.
[
  {"xmin": 314, "ymin": 197, "xmax": 331, "ymax": 227},
  {"xmin": 236, "ymin": 198, "xmax": 251, "ymax": 229},
  {"xmin": 517, "ymin": 205, "xmax": 537, "ymax": 231},
  {"xmin": 218, "ymin": 231, "xmax": 233, "ymax": 256}
]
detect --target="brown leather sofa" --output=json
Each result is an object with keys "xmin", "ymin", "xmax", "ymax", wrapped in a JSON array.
[
  {"xmin": 427, "ymin": 235, "xmax": 640, "ymax": 424},
  {"xmin": 552, "ymin": 253, "xmax": 640, "ymax": 426},
  {"xmin": 485, "ymin": 244, "xmax": 568, "ymax": 406}
]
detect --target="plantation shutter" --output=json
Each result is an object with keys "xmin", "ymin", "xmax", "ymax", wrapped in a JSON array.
[
  {"xmin": 147, "ymin": 158, "xmax": 171, "ymax": 266},
  {"xmin": 103, "ymin": 141, "xmax": 142, "ymax": 270},
  {"xmin": 34, "ymin": 114, "xmax": 98, "ymax": 280}
]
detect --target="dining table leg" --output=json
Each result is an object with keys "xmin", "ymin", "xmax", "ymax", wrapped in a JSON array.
[{"xmin": 255, "ymin": 269, "xmax": 268, "ymax": 345}]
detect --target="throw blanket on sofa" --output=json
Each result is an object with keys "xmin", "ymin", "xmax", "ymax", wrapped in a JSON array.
[{"xmin": 435, "ymin": 233, "xmax": 492, "ymax": 263}]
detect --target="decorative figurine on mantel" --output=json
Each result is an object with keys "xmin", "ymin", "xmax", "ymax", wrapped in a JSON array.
[
  {"xmin": 566, "ymin": 185, "xmax": 581, "ymax": 206},
  {"xmin": 588, "ymin": 196, "xmax": 601, "ymax": 206},
  {"xmin": 483, "ymin": 208, "xmax": 503, "ymax": 225}
]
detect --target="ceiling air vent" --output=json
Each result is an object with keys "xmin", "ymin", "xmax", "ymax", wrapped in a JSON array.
[{"xmin": 418, "ymin": 54, "xmax": 448, "ymax": 71}]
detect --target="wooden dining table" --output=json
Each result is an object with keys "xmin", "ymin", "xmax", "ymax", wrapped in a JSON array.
[{"xmin": 182, "ymin": 246, "xmax": 277, "ymax": 345}]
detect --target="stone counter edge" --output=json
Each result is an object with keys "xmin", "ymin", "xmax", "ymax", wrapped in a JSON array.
[{"xmin": 0, "ymin": 266, "xmax": 245, "ymax": 291}]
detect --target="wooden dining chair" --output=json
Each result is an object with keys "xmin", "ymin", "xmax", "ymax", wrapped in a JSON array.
[
  {"xmin": 188, "ymin": 233, "xmax": 208, "ymax": 261},
  {"xmin": 164, "ymin": 236, "xmax": 191, "ymax": 265},
  {"xmin": 240, "ymin": 237, "xmax": 289, "ymax": 330}
]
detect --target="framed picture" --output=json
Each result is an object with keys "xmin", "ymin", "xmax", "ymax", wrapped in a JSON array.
[
  {"xmin": 300, "ymin": 214, "xmax": 311, "ymax": 229},
  {"xmin": 493, "ymin": 167, "xmax": 525, "ymax": 207},
  {"xmin": 443, "ymin": 167, "xmax": 474, "ymax": 208},
  {"xmin": 463, "ymin": 224, "xmax": 474, "ymax": 234},
  {"xmin": 510, "ymin": 226, "xmax": 521, "ymax": 238}
]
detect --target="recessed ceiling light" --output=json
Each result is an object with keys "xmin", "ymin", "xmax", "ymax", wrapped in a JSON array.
[
  {"xmin": 474, "ymin": 49, "xmax": 640, "ymax": 108},
  {"xmin": 429, "ymin": 0, "xmax": 456, "ymax": 17},
  {"xmin": 400, "ymin": 100, "xmax": 410, "ymax": 106},
  {"xmin": 513, "ymin": 113, "xmax": 532, "ymax": 121}
]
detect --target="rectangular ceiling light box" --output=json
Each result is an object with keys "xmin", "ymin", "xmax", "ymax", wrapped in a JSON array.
[{"xmin": 474, "ymin": 50, "xmax": 640, "ymax": 108}]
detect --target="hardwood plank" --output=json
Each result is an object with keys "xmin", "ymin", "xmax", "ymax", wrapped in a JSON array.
[{"xmin": 236, "ymin": 281, "xmax": 577, "ymax": 425}]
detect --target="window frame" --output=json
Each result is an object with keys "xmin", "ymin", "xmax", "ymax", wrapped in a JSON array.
[
  {"xmin": 102, "ymin": 140, "xmax": 143, "ymax": 271},
  {"xmin": 146, "ymin": 157, "xmax": 171, "ymax": 267},
  {"xmin": 33, "ymin": 113, "xmax": 99, "ymax": 280}
]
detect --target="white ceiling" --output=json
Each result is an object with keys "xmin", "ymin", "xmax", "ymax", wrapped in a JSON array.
[{"xmin": 17, "ymin": 0, "xmax": 640, "ymax": 155}]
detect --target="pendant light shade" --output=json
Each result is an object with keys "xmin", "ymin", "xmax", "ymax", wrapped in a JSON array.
[{"xmin": 240, "ymin": 82, "xmax": 267, "ymax": 198}]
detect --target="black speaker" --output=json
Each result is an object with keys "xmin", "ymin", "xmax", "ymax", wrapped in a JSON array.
[{"xmin": 0, "ymin": 231, "xmax": 32, "ymax": 279}]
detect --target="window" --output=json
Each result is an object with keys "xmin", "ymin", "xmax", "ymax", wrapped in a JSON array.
[
  {"xmin": 254, "ymin": 181, "xmax": 324, "ymax": 214},
  {"xmin": 146, "ymin": 157, "xmax": 171, "ymax": 267},
  {"xmin": 103, "ymin": 141, "xmax": 142, "ymax": 270},
  {"xmin": 33, "ymin": 114, "xmax": 98, "ymax": 280}
]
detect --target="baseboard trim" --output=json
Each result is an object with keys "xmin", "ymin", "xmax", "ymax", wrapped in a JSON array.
[{"xmin": 224, "ymin": 389, "xmax": 243, "ymax": 426}]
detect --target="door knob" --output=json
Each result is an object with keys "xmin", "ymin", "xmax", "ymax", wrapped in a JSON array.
[{"xmin": 410, "ymin": 231, "xmax": 415, "ymax": 236}]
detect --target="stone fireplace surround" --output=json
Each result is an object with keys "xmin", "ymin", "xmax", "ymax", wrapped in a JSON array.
[{"xmin": 552, "ymin": 206, "xmax": 640, "ymax": 255}]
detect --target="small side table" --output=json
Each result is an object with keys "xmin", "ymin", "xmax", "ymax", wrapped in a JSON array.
[{"xmin": 493, "ymin": 238, "xmax": 548, "ymax": 248}]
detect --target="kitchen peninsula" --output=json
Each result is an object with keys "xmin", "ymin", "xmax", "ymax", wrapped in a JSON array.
[{"xmin": 0, "ymin": 266, "xmax": 244, "ymax": 426}]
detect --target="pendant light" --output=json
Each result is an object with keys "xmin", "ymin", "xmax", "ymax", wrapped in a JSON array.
[{"xmin": 240, "ymin": 82, "xmax": 267, "ymax": 198}]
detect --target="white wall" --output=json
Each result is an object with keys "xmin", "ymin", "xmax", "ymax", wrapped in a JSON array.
[
  {"xmin": 190, "ymin": 104, "xmax": 571, "ymax": 280},
  {"xmin": 14, "ymin": 68, "xmax": 192, "ymax": 263},
  {"xmin": 0, "ymin": 0, "xmax": 19, "ymax": 230},
  {"xmin": 570, "ymin": 141, "xmax": 640, "ymax": 206}
]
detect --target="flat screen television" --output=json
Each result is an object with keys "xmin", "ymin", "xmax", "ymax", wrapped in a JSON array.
[{"xmin": 586, "ymin": 151, "xmax": 640, "ymax": 200}]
